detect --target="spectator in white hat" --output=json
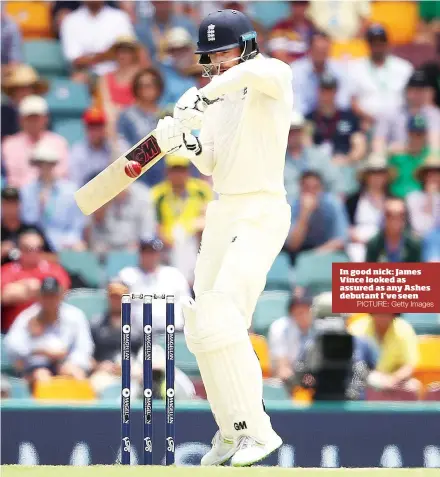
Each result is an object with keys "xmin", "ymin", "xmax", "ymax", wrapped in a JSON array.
[
  {"xmin": 2, "ymin": 95, "xmax": 68, "ymax": 188},
  {"xmin": 20, "ymin": 142, "xmax": 85, "ymax": 251},
  {"xmin": 1, "ymin": 64, "xmax": 48, "ymax": 140}
]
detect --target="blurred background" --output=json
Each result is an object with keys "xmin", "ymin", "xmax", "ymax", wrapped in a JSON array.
[{"xmin": 1, "ymin": 0, "xmax": 440, "ymax": 468}]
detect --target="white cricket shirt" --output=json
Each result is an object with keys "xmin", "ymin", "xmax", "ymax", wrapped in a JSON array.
[{"xmin": 196, "ymin": 55, "xmax": 293, "ymax": 196}]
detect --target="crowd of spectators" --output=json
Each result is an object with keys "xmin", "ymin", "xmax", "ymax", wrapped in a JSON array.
[
  {"xmin": 1, "ymin": 1, "xmax": 439, "ymax": 401},
  {"xmin": 268, "ymin": 289, "xmax": 424, "ymax": 401}
]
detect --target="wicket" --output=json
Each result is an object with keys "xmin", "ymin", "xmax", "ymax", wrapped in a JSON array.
[{"xmin": 121, "ymin": 293, "xmax": 175, "ymax": 466}]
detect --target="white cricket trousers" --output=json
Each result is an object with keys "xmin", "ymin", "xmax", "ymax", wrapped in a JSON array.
[{"xmin": 193, "ymin": 192, "xmax": 291, "ymax": 327}]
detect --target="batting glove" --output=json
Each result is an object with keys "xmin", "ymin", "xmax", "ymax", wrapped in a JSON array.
[
  {"xmin": 174, "ymin": 87, "xmax": 216, "ymax": 132},
  {"xmin": 155, "ymin": 116, "xmax": 184, "ymax": 154},
  {"xmin": 181, "ymin": 133, "xmax": 202, "ymax": 156}
]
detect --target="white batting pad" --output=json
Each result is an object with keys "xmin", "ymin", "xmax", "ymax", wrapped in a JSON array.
[{"xmin": 184, "ymin": 291, "xmax": 274, "ymax": 441}]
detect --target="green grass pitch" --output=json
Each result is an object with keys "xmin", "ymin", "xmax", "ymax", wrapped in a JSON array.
[{"xmin": 2, "ymin": 467, "xmax": 439, "ymax": 477}]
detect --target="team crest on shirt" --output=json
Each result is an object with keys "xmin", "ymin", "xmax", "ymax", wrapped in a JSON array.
[
  {"xmin": 337, "ymin": 120, "xmax": 352, "ymax": 135},
  {"xmin": 207, "ymin": 24, "xmax": 216, "ymax": 42}
]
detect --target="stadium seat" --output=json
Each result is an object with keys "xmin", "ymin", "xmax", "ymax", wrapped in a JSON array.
[
  {"xmin": 98, "ymin": 383, "xmax": 121, "ymax": 401},
  {"xmin": 295, "ymin": 250, "xmax": 349, "ymax": 293},
  {"xmin": 33, "ymin": 377, "xmax": 96, "ymax": 401},
  {"xmin": 292, "ymin": 386, "xmax": 314, "ymax": 403},
  {"xmin": 418, "ymin": 336, "xmax": 440, "ymax": 366},
  {"xmin": 105, "ymin": 251, "xmax": 138, "ymax": 280},
  {"xmin": 64, "ymin": 289, "xmax": 107, "ymax": 321},
  {"xmin": 253, "ymin": 291, "xmax": 291, "ymax": 336},
  {"xmin": 392, "ymin": 44, "xmax": 438, "ymax": 69},
  {"xmin": 6, "ymin": 1, "xmax": 52, "ymax": 39},
  {"xmin": 263, "ymin": 379, "xmax": 290, "ymax": 400},
  {"xmin": 173, "ymin": 333, "xmax": 200, "ymax": 378},
  {"xmin": 1, "ymin": 334, "xmax": 13, "ymax": 374},
  {"xmin": 8, "ymin": 377, "xmax": 31, "ymax": 399},
  {"xmin": 250, "ymin": 333, "xmax": 271, "ymax": 378},
  {"xmin": 414, "ymin": 336, "xmax": 440, "ymax": 387},
  {"xmin": 266, "ymin": 252, "xmax": 292, "ymax": 290},
  {"xmin": 52, "ymin": 118, "xmax": 85, "ymax": 145},
  {"xmin": 424, "ymin": 383, "xmax": 440, "ymax": 402},
  {"xmin": 23, "ymin": 40, "xmax": 68, "ymax": 77},
  {"xmin": 370, "ymin": 1, "xmax": 418, "ymax": 45},
  {"xmin": 366, "ymin": 388, "xmax": 420, "ymax": 401},
  {"xmin": 192, "ymin": 379, "xmax": 207, "ymax": 399},
  {"xmin": 402, "ymin": 313, "xmax": 440, "ymax": 335},
  {"xmin": 330, "ymin": 39, "xmax": 369, "ymax": 60},
  {"xmin": 46, "ymin": 78, "xmax": 91, "ymax": 118},
  {"xmin": 58, "ymin": 250, "xmax": 103, "ymax": 288},
  {"xmin": 251, "ymin": 1, "xmax": 291, "ymax": 29}
]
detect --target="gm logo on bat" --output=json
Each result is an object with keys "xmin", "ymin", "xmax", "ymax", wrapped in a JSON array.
[{"xmin": 127, "ymin": 136, "xmax": 161, "ymax": 167}]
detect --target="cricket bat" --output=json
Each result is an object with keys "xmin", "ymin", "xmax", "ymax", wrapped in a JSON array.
[{"xmin": 74, "ymin": 132, "xmax": 163, "ymax": 215}]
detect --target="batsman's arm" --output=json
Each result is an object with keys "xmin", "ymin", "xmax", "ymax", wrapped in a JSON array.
[
  {"xmin": 156, "ymin": 115, "xmax": 215, "ymax": 176},
  {"xmin": 201, "ymin": 56, "xmax": 292, "ymax": 101}
]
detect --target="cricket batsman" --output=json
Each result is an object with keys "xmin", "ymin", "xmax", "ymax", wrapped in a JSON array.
[{"xmin": 154, "ymin": 9, "xmax": 293, "ymax": 466}]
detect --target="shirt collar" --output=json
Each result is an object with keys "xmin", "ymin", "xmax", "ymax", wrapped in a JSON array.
[
  {"xmin": 369, "ymin": 56, "xmax": 392, "ymax": 71},
  {"xmin": 306, "ymin": 57, "xmax": 333, "ymax": 75},
  {"xmin": 289, "ymin": 317, "xmax": 314, "ymax": 336},
  {"xmin": 407, "ymin": 146, "xmax": 429, "ymax": 159},
  {"xmin": 80, "ymin": 5, "xmax": 108, "ymax": 20}
]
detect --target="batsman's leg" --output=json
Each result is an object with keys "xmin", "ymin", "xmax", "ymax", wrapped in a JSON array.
[
  {"xmin": 185, "ymin": 197, "xmax": 291, "ymax": 466},
  {"xmin": 182, "ymin": 200, "xmax": 240, "ymax": 465}
]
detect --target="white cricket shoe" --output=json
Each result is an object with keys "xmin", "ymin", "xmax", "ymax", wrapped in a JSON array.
[
  {"xmin": 201, "ymin": 431, "xmax": 238, "ymax": 466},
  {"xmin": 231, "ymin": 432, "xmax": 283, "ymax": 467}
]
